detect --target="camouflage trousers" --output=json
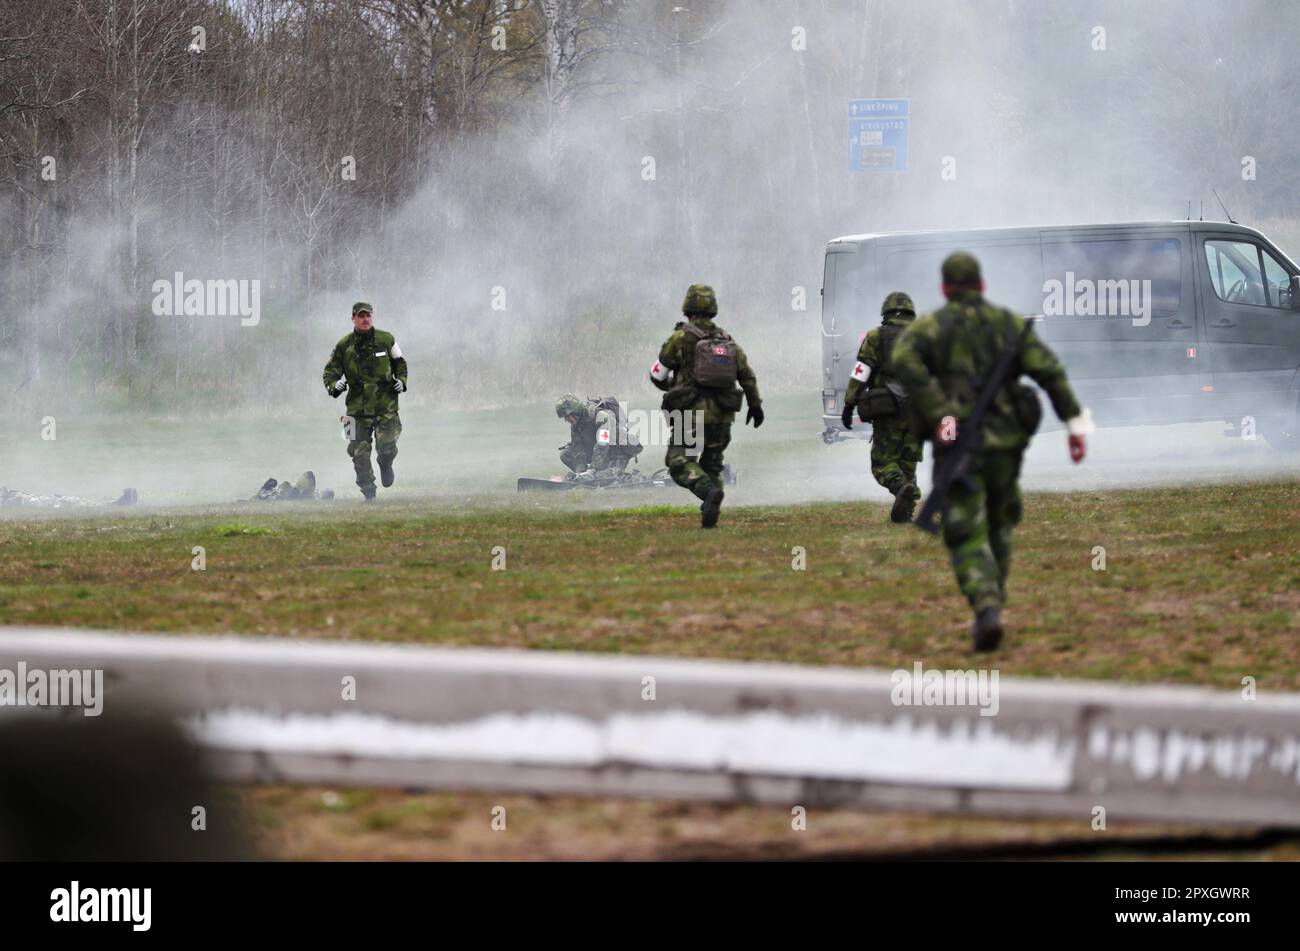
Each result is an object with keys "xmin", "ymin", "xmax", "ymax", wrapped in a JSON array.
[
  {"xmin": 870, "ymin": 419, "xmax": 923, "ymax": 495},
  {"xmin": 665, "ymin": 412, "xmax": 730, "ymax": 501},
  {"xmin": 939, "ymin": 448, "xmax": 1024, "ymax": 612},
  {"xmin": 560, "ymin": 444, "xmax": 629, "ymax": 477},
  {"xmin": 346, "ymin": 412, "xmax": 401, "ymax": 491}
]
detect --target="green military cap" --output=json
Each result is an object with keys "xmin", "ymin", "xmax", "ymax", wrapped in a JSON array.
[
  {"xmin": 880, "ymin": 291, "xmax": 915, "ymax": 316},
  {"xmin": 681, "ymin": 284, "xmax": 718, "ymax": 317},
  {"xmin": 941, "ymin": 252, "xmax": 982, "ymax": 286},
  {"xmin": 351, "ymin": 301, "xmax": 374, "ymax": 316},
  {"xmin": 555, "ymin": 393, "xmax": 585, "ymax": 418}
]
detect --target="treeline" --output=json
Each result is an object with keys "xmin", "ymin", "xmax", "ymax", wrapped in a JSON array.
[{"xmin": 1, "ymin": 0, "xmax": 1297, "ymax": 415}]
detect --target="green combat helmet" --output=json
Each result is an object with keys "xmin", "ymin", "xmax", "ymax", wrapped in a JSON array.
[
  {"xmin": 881, "ymin": 291, "xmax": 916, "ymax": 317},
  {"xmin": 682, "ymin": 284, "xmax": 718, "ymax": 317},
  {"xmin": 555, "ymin": 393, "xmax": 585, "ymax": 419},
  {"xmin": 941, "ymin": 252, "xmax": 982, "ymax": 287}
]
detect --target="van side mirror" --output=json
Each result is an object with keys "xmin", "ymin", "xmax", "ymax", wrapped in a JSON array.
[{"xmin": 1291, "ymin": 275, "xmax": 1300, "ymax": 311}]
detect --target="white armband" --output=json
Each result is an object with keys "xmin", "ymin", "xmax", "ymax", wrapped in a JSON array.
[
  {"xmin": 650, "ymin": 361, "xmax": 670, "ymax": 382},
  {"xmin": 850, "ymin": 361, "xmax": 870, "ymax": 383},
  {"xmin": 1066, "ymin": 408, "xmax": 1095, "ymax": 437}
]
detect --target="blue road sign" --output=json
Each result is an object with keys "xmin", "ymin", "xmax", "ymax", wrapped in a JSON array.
[{"xmin": 849, "ymin": 99, "xmax": 909, "ymax": 172}]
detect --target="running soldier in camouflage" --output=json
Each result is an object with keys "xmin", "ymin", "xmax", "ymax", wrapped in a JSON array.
[
  {"xmin": 891, "ymin": 252, "xmax": 1093, "ymax": 651},
  {"xmin": 555, "ymin": 394, "xmax": 644, "ymax": 484},
  {"xmin": 842, "ymin": 291, "xmax": 925, "ymax": 522},
  {"xmin": 322, "ymin": 302, "xmax": 409, "ymax": 500},
  {"xmin": 650, "ymin": 284, "xmax": 762, "ymax": 528}
]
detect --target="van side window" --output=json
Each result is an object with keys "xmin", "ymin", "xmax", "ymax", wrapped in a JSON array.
[
  {"xmin": 883, "ymin": 244, "xmax": 1043, "ymax": 315},
  {"xmin": 1041, "ymin": 238, "xmax": 1181, "ymax": 318},
  {"xmin": 1204, "ymin": 240, "xmax": 1267, "ymax": 306},
  {"xmin": 1260, "ymin": 248, "xmax": 1293, "ymax": 310}
]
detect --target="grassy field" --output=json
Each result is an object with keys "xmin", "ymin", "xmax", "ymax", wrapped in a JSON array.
[
  {"xmin": 2, "ymin": 478, "xmax": 1298, "ymax": 859},
  {"xmin": 235, "ymin": 786, "xmax": 1300, "ymax": 861},
  {"xmin": 2, "ymin": 481, "xmax": 1297, "ymax": 684}
]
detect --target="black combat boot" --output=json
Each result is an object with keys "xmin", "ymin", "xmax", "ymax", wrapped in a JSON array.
[
  {"xmin": 972, "ymin": 605, "xmax": 1003, "ymax": 652},
  {"xmin": 379, "ymin": 458, "xmax": 395, "ymax": 488},
  {"xmin": 890, "ymin": 482, "xmax": 919, "ymax": 523},
  {"xmin": 360, "ymin": 484, "xmax": 376, "ymax": 501},
  {"xmin": 700, "ymin": 486, "xmax": 725, "ymax": 529}
]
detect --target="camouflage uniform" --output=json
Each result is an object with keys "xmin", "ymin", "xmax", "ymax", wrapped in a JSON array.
[
  {"xmin": 322, "ymin": 302, "xmax": 409, "ymax": 498},
  {"xmin": 254, "ymin": 471, "xmax": 334, "ymax": 501},
  {"xmin": 843, "ymin": 291, "xmax": 925, "ymax": 520},
  {"xmin": 650, "ymin": 284, "xmax": 762, "ymax": 527},
  {"xmin": 555, "ymin": 394, "xmax": 643, "ymax": 483},
  {"xmin": 892, "ymin": 254, "xmax": 1082, "ymax": 626}
]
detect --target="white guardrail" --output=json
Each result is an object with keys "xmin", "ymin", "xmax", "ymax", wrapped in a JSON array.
[{"xmin": 1, "ymin": 627, "xmax": 1298, "ymax": 826}]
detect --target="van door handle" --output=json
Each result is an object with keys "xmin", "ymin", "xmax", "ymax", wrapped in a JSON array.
[
  {"xmin": 1167, "ymin": 319, "xmax": 1189, "ymax": 328},
  {"xmin": 1211, "ymin": 318, "xmax": 1237, "ymax": 328}
]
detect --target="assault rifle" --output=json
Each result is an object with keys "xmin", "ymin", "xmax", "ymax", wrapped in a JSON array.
[{"xmin": 914, "ymin": 315, "xmax": 1040, "ymax": 535}]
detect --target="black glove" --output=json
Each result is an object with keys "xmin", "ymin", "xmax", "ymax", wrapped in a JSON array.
[
  {"xmin": 392, "ymin": 378, "xmax": 405, "ymax": 393},
  {"xmin": 329, "ymin": 379, "xmax": 347, "ymax": 398},
  {"xmin": 841, "ymin": 404, "xmax": 854, "ymax": 430},
  {"xmin": 746, "ymin": 405, "xmax": 765, "ymax": 428}
]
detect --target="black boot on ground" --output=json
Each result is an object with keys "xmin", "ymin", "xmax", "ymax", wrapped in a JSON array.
[
  {"xmin": 890, "ymin": 482, "xmax": 920, "ymax": 523},
  {"xmin": 361, "ymin": 485, "xmax": 376, "ymax": 501},
  {"xmin": 700, "ymin": 487, "xmax": 725, "ymax": 529},
  {"xmin": 972, "ymin": 605, "xmax": 1003, "ymax": 652}
]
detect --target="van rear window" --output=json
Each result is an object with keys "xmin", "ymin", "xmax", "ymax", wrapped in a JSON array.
[{"xmin": 1041, "ymin": 238, "xmax": 1181, "ymax": 318}]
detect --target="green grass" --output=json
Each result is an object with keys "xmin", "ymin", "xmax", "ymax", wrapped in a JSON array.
[{"xmin": 1, "ymin": 480, "xmax": 1298, "ymax": 688}]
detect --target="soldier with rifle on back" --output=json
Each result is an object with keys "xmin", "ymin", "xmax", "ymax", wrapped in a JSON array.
[{"xmin": 892, "ymin": 252, "xmax": 1093, "ymax": 651}]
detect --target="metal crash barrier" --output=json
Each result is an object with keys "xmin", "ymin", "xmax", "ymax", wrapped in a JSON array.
[{"xmin": 1, "ymin": 627, "xmax": 1297, "ymax": 826}]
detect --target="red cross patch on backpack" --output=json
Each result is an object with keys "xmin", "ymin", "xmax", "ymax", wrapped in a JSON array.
[{"xmin": 684, "ymin": 325, "xmax": 739, "ymax": 389}]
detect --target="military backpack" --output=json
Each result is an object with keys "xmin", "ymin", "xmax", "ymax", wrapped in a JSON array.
[
  {"xmin": 683, "ymin": 324, "xmax": 739, "ymax": 389},
  {"xmin": 858, "ymin": 323, "xmax": 907, "ymax": 422},
  {"xmin": 589, "ymin": 396, "xmax": 643, "ymax": 457}
]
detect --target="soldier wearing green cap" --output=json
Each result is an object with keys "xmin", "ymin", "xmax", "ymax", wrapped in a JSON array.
[
  {"xmin": 322, "ymin": 301, "xmax": 409, "ymax": 500},
  {"xmin": 555, "ymin": 393, "xmax": 644, "ymax": 483},
  {"xmin": 649, "ymin": 284, "xmax": 762, "ymax": 528},
  {"xmin": 841, "ymin": 290, "xmax": 924, "ymax": 522},
  {"xmin": 892, "ymin": 251, "xmax": 1092, "ymax": 650}
]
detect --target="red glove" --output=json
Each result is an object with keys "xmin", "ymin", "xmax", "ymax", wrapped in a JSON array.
[{"xmin": 1069, "ymin": 434, "xmax": 1086, "ymax": 463}]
